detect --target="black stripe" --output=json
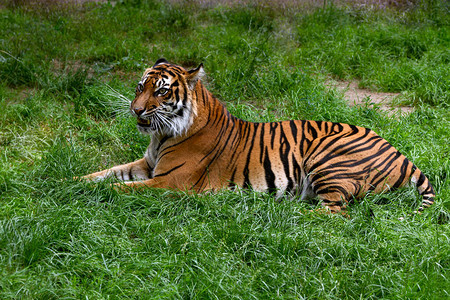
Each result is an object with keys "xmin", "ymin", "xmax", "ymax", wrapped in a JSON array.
[
  {"xmin": 392, "ymin": 157, "xmax": 410, "ymax": 189},
  {"xmin": 327, "ymin": 143, "xmax": 392, "ymax": 171},
  {"xmin": 174, "ymin": 87, "xmax": 180, "ymax": 102},
  {"xmin": 344, "ymin": 135, "xmax": 384, "ymax": 155},
  {"xmin": 369, "ymin": 152, "xmax": 401, "ymax": 187},
  {"xmin": 289, "ymin": 120, "xmax": 298, "ymax": 144},
  {"xmin": 158, "ymin": 149, "xmax": 177, "ymax": 163},
  {"xmin": 229, "ymin": 133, "xmax": 242, "ymax": 164},
  {"xmin": 202, "ymin": 85, "xmax": 207, "ymax": 106},
  {"xmin": 303, "ymin": 126, "xmax": 363, "ymax": 167},
  {"xmin": 259, "ymin": 123, "xmax": 266, "ymax": 163},
  {"xmin": 176, "ymin": 108, "xmax": 184, "ymax": 117},
  {"xmin": 420, "ymin": 182, "xmax": 435, "ymax": 196},
  {"xmin": 171, "ymin": 66, "xmax": 184, "ymax": 73},
  {"xmin": 333, "ymin": 122, "xmax": 344, "ymax": 133},
  {"xmin": 165, "ymin": 70, "xmax": 176, "ymax": 77},
  {"xmin": 243, "ymin": 123, "xmax": 259, "ymax": 189},
  {"xmin": 351, "ymin": 182, "xmax": 362, "ymax": 197},
  {"xmin": 229, "ymin": 168, "xmax": 237, "ymax": 188},
  {"xmin": 263, "ymin": 146, "xmax": 277, "ymax": 193},
  {"xmin": 211, "ymin": 105, "xmax": 225, "ymax": 127},
  {"xmin": 196, "ymin": 119, "xmax": 244, "ymax": 189},
  {"xmin": 183, "ymin": 85, "xmax": 188, "ymax": 106},
  {"xmin": 299, "ymin": 120, "xmax": 307, "ymax": 156},
  {"xmin": 240, "ymin": 121, "xmax": 252, "ymax": 150},
  {"xmin": 270, "ymin": 122, "xmax": 278, "ymax": 149},
  {"xmin": 292, "ymin": 153, "xmax": 302, "ymax": 186},
  {"xmin": 310, "ymin": 143, "xmax": 398, "ymax": 188},
  {"xmin": 279, "ymin": 125, "xmax": 293, "ymax": 191},
  {"xmin": 199, "ymin": 119, "xmax": 230, "ymax": 163},
  {"xmin": 154, "ymin": 162, "xmax": 186, "ymax": 177},
  {"xmin": 156, "ymin": 135, "xmax": 172, "ymax": 152},
  {"xmin": 416, "ymin": 171, "xmax": 426, "ymax": 187},
  {"xmin": 205, "ymin": 122, "xmax": 236, "ymax": 163},
  {"xmin": 306, "ymin": 128, "xmax": 372, "ymax": 171},
  {"xmin": 316, "ymin": 120, "xmax": 323, "ymax": 131},
  {"xmin": 158, "ymin": 121, "xmax": 206, "ymax": 156},
  {"xmin": 314, "ymin": 184, "xmax": 349, "ymax": 200},
  {"xmin": 308, "ymin": 122, "xmax": 318, "ymax": 139},
  {"xmin": 311, "ymin": 168, "xmax": 357, "ymax": 184}
]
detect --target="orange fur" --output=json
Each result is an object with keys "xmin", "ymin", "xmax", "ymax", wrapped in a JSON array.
[{"xmin": 81, "ymin": 60, "xmax": 435, "ymax": 213}]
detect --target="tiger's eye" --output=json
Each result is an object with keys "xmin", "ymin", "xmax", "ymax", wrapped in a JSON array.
[
  {"xmin": 158, "ymin": 88, "xmax": 168, "ymax": 95},
  {"xmin": 137, "ymin": 83, "xmax": 144, "ymax": 92}
]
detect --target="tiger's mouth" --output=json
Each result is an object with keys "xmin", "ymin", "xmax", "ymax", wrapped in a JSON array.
[{"xmin": 136, "ymin": 117, "xmax": 151, "ymax": 127}]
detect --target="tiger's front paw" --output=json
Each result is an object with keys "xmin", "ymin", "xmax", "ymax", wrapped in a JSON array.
[
  {"xmin": 112, "ymin": 182, "xmax": 134, "ymax": 192},
  {"xmin": 72, "ymin": 175, "xmax": 90, "ymax": 182}
]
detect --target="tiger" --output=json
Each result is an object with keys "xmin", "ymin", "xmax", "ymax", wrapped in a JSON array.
[{"xmin": 81, "ymin": 58, "xmax": 435, "ymax": 213}]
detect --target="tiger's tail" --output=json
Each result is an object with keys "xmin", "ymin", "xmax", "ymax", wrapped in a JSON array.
[{"xmin": 410, "ymin": 165, "xmax": 435, "ymax": 211}]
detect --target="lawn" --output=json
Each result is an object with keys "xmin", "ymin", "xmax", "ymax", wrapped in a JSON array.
[{"xmin": 0, "ymin": 0, "xmax": 449, "ymax": 298}]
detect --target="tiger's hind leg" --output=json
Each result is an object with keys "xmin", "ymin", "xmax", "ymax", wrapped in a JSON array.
[
  {"xmin": 317, "ymin": 191, "xmax": 348, "ymax": 213},
  {"xmin": 300, "ymin": 177, "xmax": 350, "ymax": 215}
]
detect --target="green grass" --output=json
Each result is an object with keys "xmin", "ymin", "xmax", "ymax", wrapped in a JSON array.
[
  {"xmin": 1, "ymin": 0, "xmax": 449, "ymax": 298},
  {"xmin": 295, "ymin": 4, "xmax": 449, "ymax": 106}
]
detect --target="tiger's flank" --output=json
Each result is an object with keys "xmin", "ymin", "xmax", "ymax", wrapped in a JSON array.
[{"xmin": 81, "ymin": 59, "xmax": 435, "ymax": 214}]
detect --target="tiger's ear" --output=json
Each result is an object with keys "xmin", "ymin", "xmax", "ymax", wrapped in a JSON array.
[
  {"xmin": 153, "ymin": 58, "xmax": 168, "ymax": 67},
  {"xmin": 186, "ymin": 63, "xmax": 205, "ymax": 90}
]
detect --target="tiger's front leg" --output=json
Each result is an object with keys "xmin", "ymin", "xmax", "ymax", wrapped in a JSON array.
[
  {"xmin": 81, "ymin": 158, "xmax": 153, "ymax": 182},
  {"xmin": 113, "ymin": 176, "xmax": 172, "ymax": 192},
  {"xmin": 113, "ymin": 169, "xmax": 199, "ymax": 192}
]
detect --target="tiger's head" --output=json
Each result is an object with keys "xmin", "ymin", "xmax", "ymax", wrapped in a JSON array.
[{"xmin": 131, "ymin": 58, "xmax": 204, "ymax": 136}]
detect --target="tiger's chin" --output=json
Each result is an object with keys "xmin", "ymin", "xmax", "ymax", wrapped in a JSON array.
[{"xmin": 135, "ymin": 116, "xmax": 192, "ymax": 137}]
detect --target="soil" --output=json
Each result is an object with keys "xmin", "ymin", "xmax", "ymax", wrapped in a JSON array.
[{"xmin": 326, "ymin": 79, "xmax": 413, "ymax": 115}]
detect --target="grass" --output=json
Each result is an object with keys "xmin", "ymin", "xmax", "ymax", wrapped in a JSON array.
[
  {"xmin": 295, "ymin": 4, "xmax": 449, "ymax": 106},
  {"xmin": 0, "ymin": 0, "xmax": 449, "ymax": 298}
]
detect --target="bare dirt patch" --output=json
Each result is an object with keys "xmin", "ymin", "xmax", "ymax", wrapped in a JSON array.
[{"xmin": 326, "ymin": 79, "xmax": 413, "ymax": 115}]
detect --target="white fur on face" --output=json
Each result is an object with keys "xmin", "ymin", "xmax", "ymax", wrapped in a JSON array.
[
  {"xmin": 135, "ymin": 75, "xmax": 195, "ymax": 137},
  {"xmin": 137, "ymin": 100, "xmax": 194, "ymax": 137}
]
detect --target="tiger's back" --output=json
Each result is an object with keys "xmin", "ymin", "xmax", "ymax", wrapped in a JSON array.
[{"xmin": 198, "ymin": 117, "xmax": 435, "ymax": 212}]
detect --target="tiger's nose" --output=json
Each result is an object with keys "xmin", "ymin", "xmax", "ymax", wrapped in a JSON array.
[{"xmin": 133, "ymin": 107, "xmax": 145, "ymax": 116}]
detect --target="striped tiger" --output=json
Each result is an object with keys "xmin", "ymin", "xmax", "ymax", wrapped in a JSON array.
[{"xmin": 82, "ymin": 59, "xmax": 435, "ymax": 213}]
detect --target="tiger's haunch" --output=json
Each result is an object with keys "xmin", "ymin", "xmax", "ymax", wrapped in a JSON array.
[{"xmin": 81, "ymin": 59, "xmax": 435, "ymax": 213}]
